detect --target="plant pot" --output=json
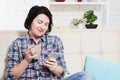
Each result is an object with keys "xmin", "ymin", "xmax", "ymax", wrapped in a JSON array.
[
  {"xmin": 85, "ymin": 24, "xmax": 98, "ymax": 29},
  {"xmin": 55, "ymin": 0, "xmax": 65, "ymax": 2}
]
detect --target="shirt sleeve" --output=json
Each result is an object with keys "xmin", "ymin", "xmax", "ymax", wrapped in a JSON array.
[
  {"xmin": 53, "ymin": 36, "xmax": 68, "ymax": 77},
  {"xmin": 6, "ymin": 40, "xmax": 19, "ymax": 79}
]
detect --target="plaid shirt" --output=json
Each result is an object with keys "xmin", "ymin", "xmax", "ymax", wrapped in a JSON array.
[{"xmin": 6, "ymin": 32, "xmax": 67, "ymax": 80}]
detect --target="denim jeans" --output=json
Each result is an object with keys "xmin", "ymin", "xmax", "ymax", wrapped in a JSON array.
[{"xmin": 64, "ymin": 71, "xmax": 95, "ymax": 80}]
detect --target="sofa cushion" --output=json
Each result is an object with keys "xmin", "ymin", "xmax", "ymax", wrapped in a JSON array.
[{"xmin": 85, "ymin": 56, "xmax": 120, "ymax": 80}]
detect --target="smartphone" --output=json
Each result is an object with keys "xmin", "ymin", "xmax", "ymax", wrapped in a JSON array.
[
  {"xmin": 44, "ymin": 52, "xmax": 60, "ymax": 63},
  {"xmin": 48, "ymin": 52, "xmax": 60, "ymax": 59}
]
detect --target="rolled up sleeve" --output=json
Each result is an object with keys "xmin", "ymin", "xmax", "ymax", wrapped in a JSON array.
[{"xmin": 6, "ymin": 41, "xmax": 19, "ymax": 79}]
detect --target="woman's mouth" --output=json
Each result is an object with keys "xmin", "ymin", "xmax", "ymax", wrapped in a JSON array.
[{"xmin": 38, "ymin": 28, "xmax": 44, "ymax": 32}]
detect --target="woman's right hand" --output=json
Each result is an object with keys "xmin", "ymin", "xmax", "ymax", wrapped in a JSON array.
[{"xmin": 24, "ymin": 45, "xmax": 36, "ymax": 63}]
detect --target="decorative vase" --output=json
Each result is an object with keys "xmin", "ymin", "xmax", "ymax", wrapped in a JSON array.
[
  {"xmin": 77, "ymin": 0, "xmax": 82, "ymax": 2},
  {"xmin": 55, "ymin": 0, "xmax": 65, "ymax": 2}
]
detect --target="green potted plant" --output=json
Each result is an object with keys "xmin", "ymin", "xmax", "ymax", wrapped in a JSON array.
[{"xmin": 80, "ymin": 10, "xmax": 98, "ymax": 29}]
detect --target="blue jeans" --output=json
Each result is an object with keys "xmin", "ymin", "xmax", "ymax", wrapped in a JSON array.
[{"xmin": 64, "ymin": 71, "xmax": 95, "ymax": 80}]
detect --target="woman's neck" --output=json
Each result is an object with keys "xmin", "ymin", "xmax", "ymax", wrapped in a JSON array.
[{"xmin": 29, "ymin": 31, "xmax": 40, "ymax": 44}]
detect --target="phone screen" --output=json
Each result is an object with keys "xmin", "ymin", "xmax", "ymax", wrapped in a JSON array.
[{"xmin": 48, "ymin": 52, "xmax": 60, "ymax": 59}]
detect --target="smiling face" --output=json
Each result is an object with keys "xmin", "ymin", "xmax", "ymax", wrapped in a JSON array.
[{"xmin": 29, "ymin": 14, "xmax": 50, "ymax": 39}]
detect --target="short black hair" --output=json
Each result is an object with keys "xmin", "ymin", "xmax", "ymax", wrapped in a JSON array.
[{"xmin": 24, "ymin": 5, "xmax": 53, "ymax": 33}]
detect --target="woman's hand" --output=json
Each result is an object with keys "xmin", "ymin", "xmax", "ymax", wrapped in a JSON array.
[
  {"xmin": 12, "ymin": 45, "xmax": 37, "ymax": 78},
  {"xmin": 44, "ymin": 58, "xmax": 64, "ymax": 77},
  {"xmin": 24, "ymin": 45, "xmax": 36, "ymax": 63},
  {"xmin": 44, "ymin": 58, "xmax": 58, "ymax": 72}
]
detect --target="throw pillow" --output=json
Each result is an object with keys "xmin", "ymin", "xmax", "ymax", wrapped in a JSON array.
[{"xmin": 85, "ymin": 56, "xmax": 120, "ymax": 80}]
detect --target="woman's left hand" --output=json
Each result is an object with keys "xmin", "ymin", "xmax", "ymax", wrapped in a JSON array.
[{"xmin": 44, "ymin": 58, "xmax": 58, "ymax": 72}]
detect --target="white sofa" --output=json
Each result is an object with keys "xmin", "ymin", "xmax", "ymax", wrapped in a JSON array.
[{"xmin": 1, "ymin": 29, "xmax": 120, "ymax": 79}]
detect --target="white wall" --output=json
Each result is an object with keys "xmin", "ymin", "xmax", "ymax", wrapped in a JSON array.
[
  {"xmin": 0, "ymin": 0, "xmax": 120, "ymax": 30},
  {"xmin": 50, "ymin": 5, "xmax": 102, "ymax": 28},
  {"xmin": 109, "ymin": 0, "xmax": 120, "ymax": 29},
  {"xmin": 0, "ymin": 0, "xmax": 47, "ymax": 30}
]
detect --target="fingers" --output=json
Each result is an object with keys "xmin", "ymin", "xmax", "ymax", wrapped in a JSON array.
[
  {"xmin": 25, "ymin": 45, "xmax": 37, "ymax": 62},
  {"xmin": 27, "ymin": 45, "xmax": 38, "ymax": 55},
  {"xmin": 44, "ymin": 58, "xmax": 58, "ymax": 71},
  {"xmin": 30, "ymin": 47, "xmax": 37, "ymax": 55},
  {"xmin": 44, "ymin": 58, "xmax": 57, "ymax": 67},
  {"xmin": 29, "ymin": 54, "xmax": 37, "ymax": 59},
  {"xmin": 27, "ymin": 45, "xmax": 34, "ymax": 50}
]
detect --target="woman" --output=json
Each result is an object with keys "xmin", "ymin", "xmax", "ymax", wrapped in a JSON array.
[{"xmin": 6, "ymin": 5, "xmax": 94, "ymax": 80}]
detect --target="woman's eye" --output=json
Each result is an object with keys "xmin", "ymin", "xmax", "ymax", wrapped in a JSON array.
[
  {"xmin": 45, "ymin": 23, "xmax": 49, "ymax": 26},
  {"xmin": 38, "ymin": 20, "xmax": 42, "ymax": 24}
]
